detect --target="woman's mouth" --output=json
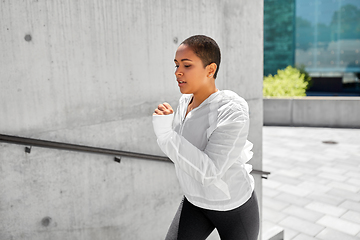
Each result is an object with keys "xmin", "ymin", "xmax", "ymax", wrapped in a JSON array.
[{"xmin": 177, "ymin": 80, "xmax": 186, "ymax": 86}]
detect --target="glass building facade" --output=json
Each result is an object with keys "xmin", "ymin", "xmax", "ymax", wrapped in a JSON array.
[
  {"xmin": 264, "ymin": 0, "xmax": 360, "ymax": 95},
  {"xmin": 264, "ymin": 0, "xmax": 295, "ymax": 77}
]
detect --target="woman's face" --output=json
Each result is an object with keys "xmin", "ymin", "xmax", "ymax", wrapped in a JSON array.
[{"xmin": 174, "ymin": 44, "xmax": 209, "ymax": 95}]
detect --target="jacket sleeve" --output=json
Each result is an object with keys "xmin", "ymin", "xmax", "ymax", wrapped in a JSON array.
[{"xmin": 152, "ymin": 106, "xmax": 253, "ymax": 189}]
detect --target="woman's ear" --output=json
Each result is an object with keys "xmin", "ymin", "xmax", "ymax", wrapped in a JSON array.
[{"xmin": 207, "ymin": 63, "xmax": 217, "ymax": 78}]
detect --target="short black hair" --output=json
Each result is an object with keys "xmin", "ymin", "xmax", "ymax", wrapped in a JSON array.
[{"xmin": 181, "ymin": 35, "xmax": 221, "ymax": 79}]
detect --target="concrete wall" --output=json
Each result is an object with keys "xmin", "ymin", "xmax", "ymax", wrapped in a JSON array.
[
  {"xmin": 0, "ymin": 1, "xmax": 263, "ymax": 239},
  {"xmin": 264, "ymin": 97, "xmax": 360, "ymax": 128}
]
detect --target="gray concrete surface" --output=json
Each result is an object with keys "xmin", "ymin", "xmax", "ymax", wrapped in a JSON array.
[
  {"xmin": 264, "ymin": 97, "xmax": 360, "ymax": 128},
  {"xmin": 0, "ymin": 1, "xmax": 264, "ymax": 239},
  {"xmin": 263, "ymin": 126, "xmax": 360, "ymax": 240}
]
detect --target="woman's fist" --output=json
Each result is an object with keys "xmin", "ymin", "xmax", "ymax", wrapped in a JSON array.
[{"xmin": 154, "ymin": 102, "xmax": 174, "ymax": 115}]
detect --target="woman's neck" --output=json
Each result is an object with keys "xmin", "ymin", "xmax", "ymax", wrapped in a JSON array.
[{"xmin": 188, "ymin": 86, "xmax": 218, "ymax": 112}]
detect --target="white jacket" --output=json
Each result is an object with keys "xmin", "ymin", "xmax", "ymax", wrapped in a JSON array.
[{"xmin": 152, "ymin": 90, "xmax": 254, "ymax": 211}]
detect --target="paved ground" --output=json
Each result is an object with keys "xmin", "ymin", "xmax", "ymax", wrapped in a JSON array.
[{"xmin": 262, "ymin": 126, "xmax": 360, "ymax": 240}]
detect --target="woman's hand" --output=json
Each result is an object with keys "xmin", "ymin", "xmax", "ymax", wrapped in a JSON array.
[{"xmin": 153, "ymin": 102, "xmax": 174, "ymax": 115}]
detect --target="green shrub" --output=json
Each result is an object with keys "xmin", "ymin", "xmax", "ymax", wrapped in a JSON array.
[
  {"xmin": 263, "ymin": 66, "xmax": 311, "ymax": 97},
  {"xmin": 296, "ymin": 64, "xmax": 313, "ymax": 88}
]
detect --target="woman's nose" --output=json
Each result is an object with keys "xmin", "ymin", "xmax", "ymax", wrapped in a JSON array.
[{"xmin": 175, "ymin": 69, "xmax": 183, "ymax": 76}]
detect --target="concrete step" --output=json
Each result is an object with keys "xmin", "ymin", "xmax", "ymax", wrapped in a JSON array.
[{"xmin": 263, "ymin": 226, "xmax": 284, "ymax": 240}]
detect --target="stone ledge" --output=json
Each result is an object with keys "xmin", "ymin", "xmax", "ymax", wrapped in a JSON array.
[
  {"xmin": 263, "ymin": 226, "xmax": 284, "ymax": 240},
  {"xmin": 263, "ymin": 97, "xmax": 360, "ymax": 128}
]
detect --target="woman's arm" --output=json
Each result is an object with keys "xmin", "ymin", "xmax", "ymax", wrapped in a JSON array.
[{"xmin": 152, "ymin": 103, "xmax": 252, "ymax": 188}]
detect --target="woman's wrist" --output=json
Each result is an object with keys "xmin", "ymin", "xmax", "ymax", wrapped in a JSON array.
[{"xmin": 152, "ymin": 114, "xmax": 174, "ymax": 140}]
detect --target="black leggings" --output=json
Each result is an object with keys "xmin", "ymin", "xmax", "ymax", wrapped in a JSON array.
[{"xmin": 165, "ymin": 192, "xmax": 259, "ymax": 240}]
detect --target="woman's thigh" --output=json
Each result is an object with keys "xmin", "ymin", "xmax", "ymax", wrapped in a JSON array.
[
  {"xmin": 165, "ymin": 197, "xmax": 215, "ymax": 240},
  {"xmin": 166, "ymin": 192, "xmax": 259, "ymax": 240},
  {"xmin": 204, "ymin": 192, "xmax": 260, "ymax": 240}
]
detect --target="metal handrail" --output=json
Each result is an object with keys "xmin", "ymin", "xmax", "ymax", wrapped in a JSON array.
[{"xmin": 0, "ymin": 134, "xmax": 270, "ymax": 178}]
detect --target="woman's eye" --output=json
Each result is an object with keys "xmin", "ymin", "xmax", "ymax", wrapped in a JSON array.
[{"xmin": 174, "ymin": 65, "xmax": 191, "ymax": 68}]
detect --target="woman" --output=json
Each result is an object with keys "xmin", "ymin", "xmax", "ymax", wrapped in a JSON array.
[{"xmin": 152, "ymin": 35, "xmax": 259, "ymax": 240}]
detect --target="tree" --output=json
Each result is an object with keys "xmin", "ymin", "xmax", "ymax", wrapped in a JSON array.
[{"xmin": 330, "ymin": 4, "xmax": 360, "ymax": 39}]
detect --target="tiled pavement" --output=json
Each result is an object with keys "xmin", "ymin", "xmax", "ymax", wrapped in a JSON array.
[{"xmin": 262, "ymin": 126, "xmax": 360, "ymax": 240}]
